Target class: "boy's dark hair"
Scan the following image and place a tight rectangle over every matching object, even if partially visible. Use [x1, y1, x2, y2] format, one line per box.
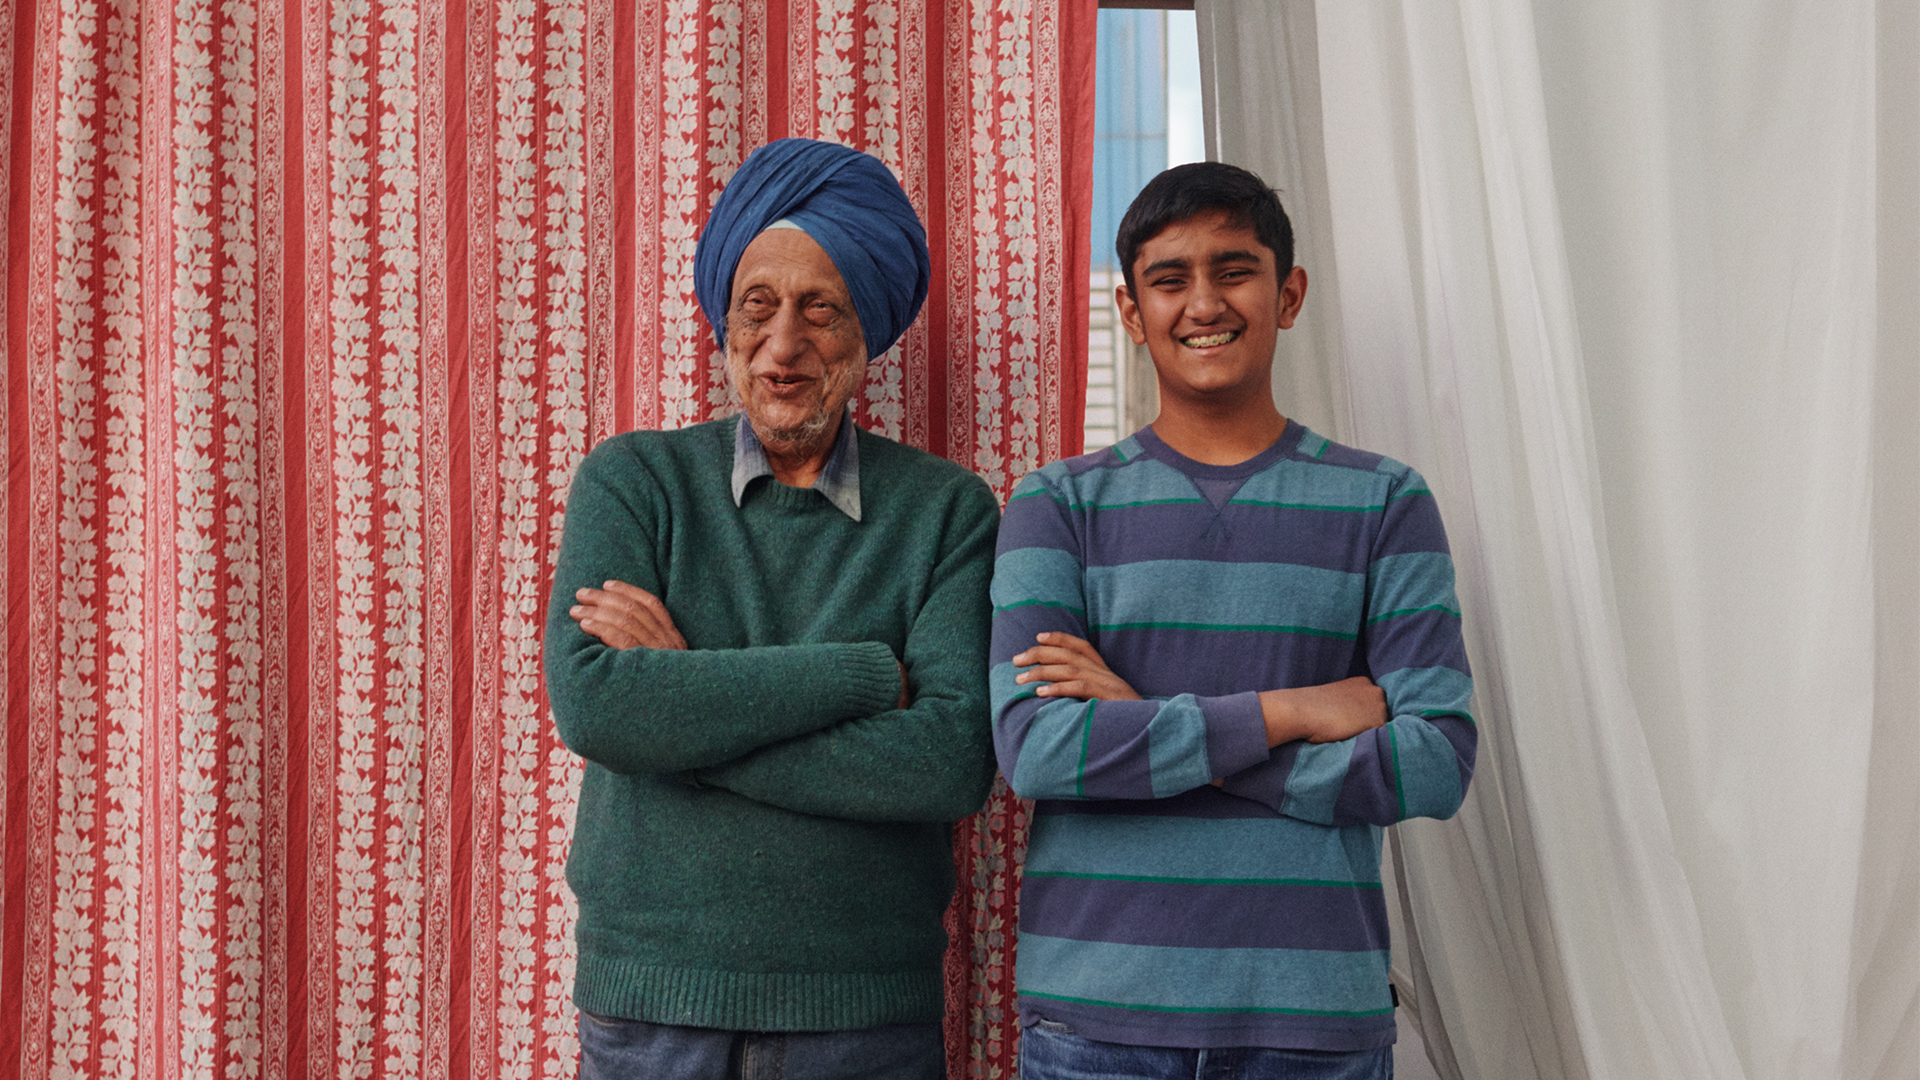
[1114, 162, 1294, 293]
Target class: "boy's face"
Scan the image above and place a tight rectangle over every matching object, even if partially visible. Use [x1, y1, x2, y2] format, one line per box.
[1115, 209, 1307, 408]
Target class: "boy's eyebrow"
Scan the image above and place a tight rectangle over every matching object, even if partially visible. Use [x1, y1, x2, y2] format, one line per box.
[1138, 249, 1265, 278]
[1138, 255, 1192, 278]
[1207, 248, 1265, 267]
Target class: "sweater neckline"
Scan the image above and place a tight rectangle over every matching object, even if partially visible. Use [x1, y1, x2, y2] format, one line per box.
[1133, 420, 1302, 480]
[740, 473, 849, 513]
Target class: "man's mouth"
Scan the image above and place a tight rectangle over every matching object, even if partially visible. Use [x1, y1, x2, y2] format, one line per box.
[761, 373, 814, 393]
[1181, 330, 1240, 349]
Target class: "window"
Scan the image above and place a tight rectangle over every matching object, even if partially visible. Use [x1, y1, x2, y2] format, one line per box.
[1084, 5, 1203, 452]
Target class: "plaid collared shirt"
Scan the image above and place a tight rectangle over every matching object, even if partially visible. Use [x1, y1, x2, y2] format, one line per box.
[730, 410, 863, 521]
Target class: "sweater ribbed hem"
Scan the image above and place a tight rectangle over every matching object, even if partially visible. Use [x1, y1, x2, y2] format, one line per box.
[574, 955, 945, 1031]
[1017, 994, 1395, 1052]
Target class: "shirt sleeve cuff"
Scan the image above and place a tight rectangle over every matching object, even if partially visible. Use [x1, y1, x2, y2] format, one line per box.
[1201, 691, 1271, 779]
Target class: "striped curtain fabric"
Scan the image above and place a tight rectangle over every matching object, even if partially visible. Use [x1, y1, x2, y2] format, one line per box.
[0, 2, 1093, 1078]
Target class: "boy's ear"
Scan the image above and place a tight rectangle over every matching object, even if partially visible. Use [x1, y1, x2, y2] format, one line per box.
[1276, 266, 1309, 330]
[1114, 283, 1148, 346]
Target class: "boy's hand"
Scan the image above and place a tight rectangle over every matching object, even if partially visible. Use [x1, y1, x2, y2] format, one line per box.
[570, 580, 688, 651]
[1257, 677, 1387, 747]
[1012, 632, 1142, 701]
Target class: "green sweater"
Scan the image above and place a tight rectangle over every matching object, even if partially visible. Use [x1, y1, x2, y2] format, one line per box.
[544, 416, 1000, 1031]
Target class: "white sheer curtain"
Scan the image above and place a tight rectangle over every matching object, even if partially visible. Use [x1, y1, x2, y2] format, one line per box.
[1195, 2, 1920, 1078]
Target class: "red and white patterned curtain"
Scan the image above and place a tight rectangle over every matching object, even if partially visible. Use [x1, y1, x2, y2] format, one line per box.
[0, 2, 1093, 1078]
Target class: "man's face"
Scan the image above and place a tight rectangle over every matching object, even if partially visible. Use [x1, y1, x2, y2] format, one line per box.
[1115, 209, 1307, 407]
[726, 227, 867, 454]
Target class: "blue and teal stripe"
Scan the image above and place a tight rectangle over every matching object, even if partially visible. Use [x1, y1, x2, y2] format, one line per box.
[988, 420, 1475, 1052]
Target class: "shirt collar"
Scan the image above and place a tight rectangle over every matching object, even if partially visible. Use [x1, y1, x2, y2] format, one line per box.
[731, 410, 863, 521]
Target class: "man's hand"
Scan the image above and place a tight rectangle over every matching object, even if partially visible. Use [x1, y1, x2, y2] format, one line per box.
[570, 580, 687, 651]
[1012, 632, 1142, 701]
[1257, 677, 1387, 747]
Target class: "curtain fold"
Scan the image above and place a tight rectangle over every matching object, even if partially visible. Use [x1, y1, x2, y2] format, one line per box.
[0, 3, 1093, 1078]
[1199, 1, 1919, 1078]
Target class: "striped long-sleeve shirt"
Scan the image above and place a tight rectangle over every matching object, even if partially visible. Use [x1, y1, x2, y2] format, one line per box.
[989, 422, 1476, 1052]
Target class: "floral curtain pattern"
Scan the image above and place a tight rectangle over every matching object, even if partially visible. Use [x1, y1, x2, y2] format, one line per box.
[0, 2, 1093, 1077]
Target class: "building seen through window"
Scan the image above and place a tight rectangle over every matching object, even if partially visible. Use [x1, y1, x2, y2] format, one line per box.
[1084, 7, 1202, 452]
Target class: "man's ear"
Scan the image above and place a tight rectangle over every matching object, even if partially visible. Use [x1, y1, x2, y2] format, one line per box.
[1115, 282, 1148, 346]
[1276, 266, 1309, 330]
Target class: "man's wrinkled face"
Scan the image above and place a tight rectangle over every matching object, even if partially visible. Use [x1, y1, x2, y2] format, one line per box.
[726, 228, 867, 455]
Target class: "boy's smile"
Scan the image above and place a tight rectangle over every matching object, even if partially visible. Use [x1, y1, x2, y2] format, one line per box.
[1115, 209, 1307, 408]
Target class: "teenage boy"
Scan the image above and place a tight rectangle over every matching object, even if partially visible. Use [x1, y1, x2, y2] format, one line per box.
[989, 162, 1476, 1080]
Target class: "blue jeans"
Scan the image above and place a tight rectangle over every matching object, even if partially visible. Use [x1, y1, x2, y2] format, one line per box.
[576, 1011, 944, 1080]
[1019, 1018, 1392, 1080]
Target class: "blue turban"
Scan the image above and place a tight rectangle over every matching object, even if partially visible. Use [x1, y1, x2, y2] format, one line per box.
[695, 139, 931, 361]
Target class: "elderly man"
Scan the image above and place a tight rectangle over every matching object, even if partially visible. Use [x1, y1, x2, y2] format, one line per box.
[544, 139, 1000, 1080]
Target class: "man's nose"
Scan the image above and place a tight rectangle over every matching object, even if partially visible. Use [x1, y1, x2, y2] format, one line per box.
[761, 303, 810, 365]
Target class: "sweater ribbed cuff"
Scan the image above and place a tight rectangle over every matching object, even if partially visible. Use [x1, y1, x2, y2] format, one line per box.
[839, 639, 906, 716]
[573, 955, 945, 1031]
